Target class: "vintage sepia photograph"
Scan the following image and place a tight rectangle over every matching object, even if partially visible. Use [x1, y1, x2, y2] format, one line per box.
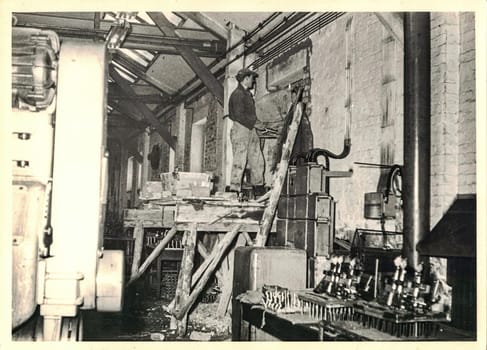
[5, 3, 485, 347]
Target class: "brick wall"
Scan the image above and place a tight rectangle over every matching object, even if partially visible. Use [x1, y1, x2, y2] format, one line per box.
[148, 119, 173, 179]
[307, 12, 476, 241]
[204, 95, 219, 174]
[430, 13, 460, 227]
[161, 13, 476, 241]
[309, 13, 402, 240]
[458, 12, 476, 194]
[185, 92, 225, 190]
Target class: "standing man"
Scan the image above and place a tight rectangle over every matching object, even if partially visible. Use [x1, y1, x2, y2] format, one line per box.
[227, 68, 265, 195]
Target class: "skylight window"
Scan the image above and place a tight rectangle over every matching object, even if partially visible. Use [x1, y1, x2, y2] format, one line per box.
[112, 62, 137, 83]
[119, 48, 151, 67]
[162, 12, 182, 26]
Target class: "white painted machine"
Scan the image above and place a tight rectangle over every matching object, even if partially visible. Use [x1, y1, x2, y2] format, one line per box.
[11, 27, 124, 341]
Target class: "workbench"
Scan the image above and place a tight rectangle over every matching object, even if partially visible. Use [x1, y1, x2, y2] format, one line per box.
[235, 298, 475, 341]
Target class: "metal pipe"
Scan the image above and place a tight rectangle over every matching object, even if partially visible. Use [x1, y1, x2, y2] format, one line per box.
[403, 12, 430, 269]
[168, 12, 304, 101]
[173, 13, 343, 110]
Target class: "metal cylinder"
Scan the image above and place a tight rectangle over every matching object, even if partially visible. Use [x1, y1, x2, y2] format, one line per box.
[403, 13, 431, 269]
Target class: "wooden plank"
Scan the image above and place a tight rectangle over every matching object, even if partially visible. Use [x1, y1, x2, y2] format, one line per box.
[109, 66, 176, 149]
[124, 220, 267, 233]
[124, 208, 162, 221]
[190, 236, 221, 289]
[173, 224, 242, 320]
[197, 241, 224, 284]
[130, 221, 144, 279]
[175, 203, 263, 225]
[217, 233, 246, 316]
[241, 231, 254, 246]
[147, 12, 224, 105]
[127, 226, 178, 286]
[254, 96, 304, 247]
[173, 224, 197, 337]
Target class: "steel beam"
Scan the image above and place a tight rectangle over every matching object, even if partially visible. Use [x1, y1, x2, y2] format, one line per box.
[108, 82, 169, 104]
[148, 12, 224, 106]
[14, 12, 216, 36]
[13, 13, 225, 54]
[110, 66, 176, 149]
[109, 99, 145, 121]
[176, 12, 228, 41]
[107, 114, 147, 130]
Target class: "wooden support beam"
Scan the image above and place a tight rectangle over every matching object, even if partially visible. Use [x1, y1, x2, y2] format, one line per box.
[173, 224, 242, 320]
[93, 12, 101, 30]
[176, 12, 228, 41]
[254, 97, 304, 247]
[127, 226, 178, 286]
[147, 12, 224, 106]
[118, 145, 129, 217]
[140, 128, 150, 193]
[197, 241, 224, 284]
[241, 231, 254, 246]
[130, 150, 139, 207]
[173, 224, 198, 337]
[216, 233, 246, 316]
[110, 66, 177, 149]
[130, 221, 145, 279]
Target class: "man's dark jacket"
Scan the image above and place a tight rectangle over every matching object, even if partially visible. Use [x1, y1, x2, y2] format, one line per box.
[228, 83, 257, 129]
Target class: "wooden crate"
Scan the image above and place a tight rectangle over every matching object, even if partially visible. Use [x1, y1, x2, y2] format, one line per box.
[160, 172, 213, 197]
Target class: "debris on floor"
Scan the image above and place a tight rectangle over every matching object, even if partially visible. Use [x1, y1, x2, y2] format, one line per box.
[150, 332, 165, 341]
[189, 331, 213, 341]
[83, 289, 232, 341]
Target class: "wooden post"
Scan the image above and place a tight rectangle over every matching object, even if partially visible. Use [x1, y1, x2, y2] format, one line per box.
[197, 241, 224, 285]
[130, 152, 139, 208]
[130, 220, 144, 280]
[190, 234, 222, 288]
[217, 233, 246, 316]
[241, 231, 254, 246]
[254, 101, 303, 247]
[167, 238, 223, 314]
[140, 127, 150, 190]
[118, 145, 129, 218]
[174, 224, 197, 337]
[173, 224, 242, 320]
[127, 226, 178, 286]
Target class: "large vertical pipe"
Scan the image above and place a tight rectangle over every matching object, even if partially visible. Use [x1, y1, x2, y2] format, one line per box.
[403, 13, 431, 269]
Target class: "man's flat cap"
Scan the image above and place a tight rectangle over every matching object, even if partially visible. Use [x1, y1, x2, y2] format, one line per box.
[236, 68, 258, 82]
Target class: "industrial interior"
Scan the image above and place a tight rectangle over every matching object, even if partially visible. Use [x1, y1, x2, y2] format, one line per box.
[11, 11, 478, 341]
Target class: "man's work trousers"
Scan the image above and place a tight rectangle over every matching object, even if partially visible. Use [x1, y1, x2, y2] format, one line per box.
[229, 122, 264, 192]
